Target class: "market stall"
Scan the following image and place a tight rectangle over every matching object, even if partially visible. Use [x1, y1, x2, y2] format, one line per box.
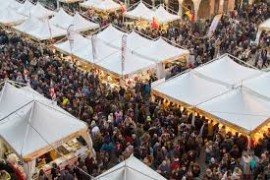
[50, 9, 100, 32]
[14, 17, 67, 41]
[0, 82, 94, 179]
[16, 0, 36, 17]
[0, 7, 27, 26]
[152, 54, 266, 139]
[49, 8, 73, 29]
[28, 2, 55, 19]
[80, 0, 122, 12]
[54, 33, 118, 64]
[0, 0, 22, 11]
[95, 155, 166, 180]
[123, 2, 181, 29]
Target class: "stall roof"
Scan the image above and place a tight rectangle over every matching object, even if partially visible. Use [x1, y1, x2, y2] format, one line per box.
[102, 31, 152, 51]
[135, 37, 189, 63]
[96, 49, 156, 76]
[153, 71, 230, 106]
[14, 17, 42, 33]
[0, 7, 27, 26]
[49, 8, 73, 29]
[96, 24, 126, 44]
[124, 2, 155, 22]
[16, 0, 35, 17]
[0, 83, 87, 160]
[29, 3, 55, 19]
[80, 0, 121, 11]
[242, 71, 270, 99]
[194, 55, 262, 86]
[0, 0, 22, 11]
[96, 155, 166, 180]
[197, 87, 270, 134]
[71, 13, 99, 32]
[14, 17, 67, 41]
[154, 5, 180, 24]
[54, 33, 118, 63]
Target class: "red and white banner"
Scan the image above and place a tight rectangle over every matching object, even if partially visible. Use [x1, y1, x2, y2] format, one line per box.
[91, 34, 97, 62]
[49, 87, 56, 101]
[67, 24, 75, 52]
[121, 34, 127, 76]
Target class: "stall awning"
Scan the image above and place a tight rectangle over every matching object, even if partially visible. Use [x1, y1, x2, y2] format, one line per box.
[0, 7, 27, 26]
[134, 37, 189, 63]
[0, 82, 89, 161]
[96, 49, 156, 76]
[124, 2, 155, 22]
[14, 17, 67, 41]
[194, 55, 262, 86]
[154, 5, 180, 24]
[197, 87, 270, 134]
[96, 155, 167, 180]
[80, 0, 121, 11]
[153, 70, 230, 106]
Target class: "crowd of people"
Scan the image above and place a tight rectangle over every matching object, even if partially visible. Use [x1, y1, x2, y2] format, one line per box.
[0, 1, 270, 180]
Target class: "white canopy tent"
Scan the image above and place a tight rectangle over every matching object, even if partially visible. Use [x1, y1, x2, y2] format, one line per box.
[124, 2, 180, 24]
[135, 37, 189, 63]
[0, 0, 23, 11]
[194, 55, 262, 86]
[124, 2, 155, 22]
[0, 82, 94, 179]
[54, 33, 118, 63]
[14, 17, 67, 41]
[29, 3, 55, 19]
[153, 71, 230, 106]
[101, 30, 152, 51]
[197, 87, 270, 135]
[80, 0, 121, 12]
[16, 0, 36, 17]
[153, 54, 268, 135]
[49, 8, 73, 29]
[71, 13, 100, 32]
[95, 155, 166, 180]
[96, 24, 126, 45]
[154, 5, 180, 24]
[0, 7, 27, 26]
[96, 49, 156, 77]
[242, 71, 270, 99]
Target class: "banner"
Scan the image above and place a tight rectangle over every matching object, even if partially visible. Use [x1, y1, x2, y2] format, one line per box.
[121, 34, 127, 76]
[47, 18, 52, 41]
[207, 14, 222, 37]
[56, 0, 60, 10]
[91, 34, 97, 62]
[67, 24, 75, 53]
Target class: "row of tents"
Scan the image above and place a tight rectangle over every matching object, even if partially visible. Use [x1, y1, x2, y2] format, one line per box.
[55, 25, 189, 77]
[153, 54, 270, 138]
